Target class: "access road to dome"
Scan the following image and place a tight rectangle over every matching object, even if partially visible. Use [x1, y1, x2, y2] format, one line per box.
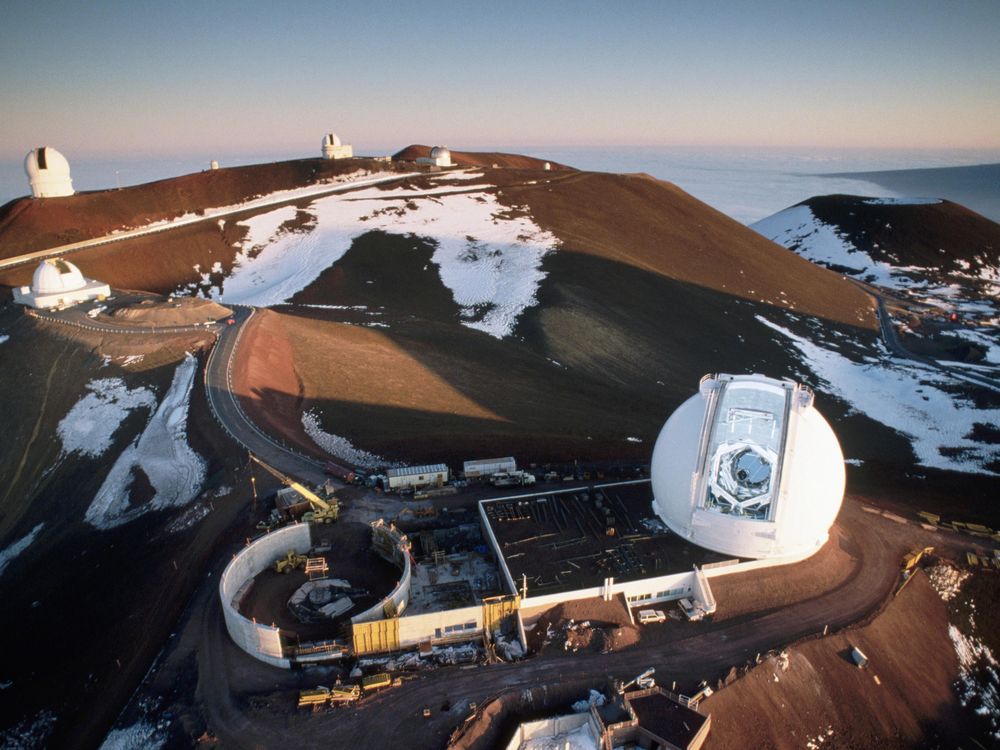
[0, 171, 419, 273]
[204, 305, 327, 485]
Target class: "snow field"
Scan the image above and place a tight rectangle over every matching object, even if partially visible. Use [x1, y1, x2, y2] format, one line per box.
[301, 410, 389, 469]
[84, 354, 206, 530]
[756, 316, 1000, 475]
[57, 379, 157, 458]
[751, 205, 899, 288]
[0, 522, 45, 578]
[215, 174, 559, 338]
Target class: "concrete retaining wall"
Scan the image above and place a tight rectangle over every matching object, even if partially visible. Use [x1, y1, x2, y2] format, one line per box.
[219, 523, 311, 668]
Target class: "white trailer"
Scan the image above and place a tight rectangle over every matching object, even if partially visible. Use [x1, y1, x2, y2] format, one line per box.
[386, 464, 449, 492]
[463, 457, 516, 479]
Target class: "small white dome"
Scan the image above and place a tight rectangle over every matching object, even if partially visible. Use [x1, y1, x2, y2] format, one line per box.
[24, 147, 74, 198]
[323, 133, 342, 148]
[32, 258, 87, 295]
[430, 146, 451, 160]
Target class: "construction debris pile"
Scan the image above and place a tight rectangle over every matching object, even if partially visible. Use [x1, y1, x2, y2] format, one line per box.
[288, 579, 369, 623]
[354, 643, 482, 673]
[927, 564, 970, 602]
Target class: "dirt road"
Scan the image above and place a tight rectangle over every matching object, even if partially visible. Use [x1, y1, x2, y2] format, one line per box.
[188, 499, 912, 749]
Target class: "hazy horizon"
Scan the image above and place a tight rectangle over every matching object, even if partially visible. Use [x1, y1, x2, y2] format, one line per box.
[2, 1, 999, 159]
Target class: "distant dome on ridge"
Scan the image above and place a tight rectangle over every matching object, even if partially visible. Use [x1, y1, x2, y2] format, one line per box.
[321, 132, 352, 160]
[419, 145, 453, 168]
[24, 147, 74, 198]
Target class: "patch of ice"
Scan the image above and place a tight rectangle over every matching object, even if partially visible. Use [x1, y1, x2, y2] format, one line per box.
[119, 355, 145, 367]
[844, 458, 864, 466]
[301, 410, 388, 469]
[217, 185, 558, 338]
[0, 522, 44, 578]
[0, 334, 8, 345]
[757, 315, 1000, 475]
[58, 379, 157, 458]
[85, 354, 206, 530]
[1, 709, 57, 748]
[98, 720, 166, 750]
[949, 623, 1000, 739]
[861, 197, 941, 205]
[626, 437, 643, 443]
[237, 205, 299, 253]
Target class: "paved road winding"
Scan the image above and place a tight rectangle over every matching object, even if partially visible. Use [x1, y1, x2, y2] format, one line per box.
[203, 305, 327, 485]
[0, 171, 418, 272]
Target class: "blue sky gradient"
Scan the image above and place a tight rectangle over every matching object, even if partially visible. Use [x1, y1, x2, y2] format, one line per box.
[2, 0, 999, 158]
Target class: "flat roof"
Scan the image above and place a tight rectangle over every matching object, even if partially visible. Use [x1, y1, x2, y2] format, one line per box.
[481, 482, 729, 596]
[627, 690, 708, 749]
[387, 464, 448, 478]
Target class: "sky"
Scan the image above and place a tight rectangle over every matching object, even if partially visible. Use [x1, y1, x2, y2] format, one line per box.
[1, 0, 999, 160]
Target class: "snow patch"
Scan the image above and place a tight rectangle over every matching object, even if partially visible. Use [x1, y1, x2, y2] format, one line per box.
[751, 204, 899, 287]
[0, 334, 8, 345]
[58, 379, 157, 458]
[0, 523, 44, 578]
[85, 355, 206, 530]
[1, 709, 57, 748]
[215, 183, 558, 338]
[98, 720, 167, 750]
[949, 623, 1000, 739]
[301, 410, 388, 469]
[757, 315, 1000, 475]
[861, 197, 941, 205]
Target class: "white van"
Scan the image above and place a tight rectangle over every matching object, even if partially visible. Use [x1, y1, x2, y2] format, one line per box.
[637, 609, 666, 624]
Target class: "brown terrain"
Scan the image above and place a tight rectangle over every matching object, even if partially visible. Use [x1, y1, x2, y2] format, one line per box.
[0, 149, 994, 748]
[805, 195, 1000, 272]
[702, 573, 961, 749]
[392, 144, 571, 171]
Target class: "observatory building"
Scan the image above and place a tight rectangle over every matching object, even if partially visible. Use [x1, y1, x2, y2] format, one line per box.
[321, 133, 353, 160]
[651, 373, 844, 561]
[13, 258, 110, 310]
[24, 147, 75, 198]
[418, 146, 453, 168]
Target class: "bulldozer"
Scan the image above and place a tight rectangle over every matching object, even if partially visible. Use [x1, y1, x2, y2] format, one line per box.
[275, 550, 310, 574]
[250, 453, 340, 524]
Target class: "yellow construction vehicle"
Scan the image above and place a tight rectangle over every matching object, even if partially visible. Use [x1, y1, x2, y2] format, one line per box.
[275, 550, 310, 574]
[895, 547, 934, 596]
[903, 547, 934, 571]
[250, 453, 339, 524]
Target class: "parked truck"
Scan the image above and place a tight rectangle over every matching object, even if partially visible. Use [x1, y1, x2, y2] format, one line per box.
[324, 461, 357, 484]
[490, 470, 536, 487]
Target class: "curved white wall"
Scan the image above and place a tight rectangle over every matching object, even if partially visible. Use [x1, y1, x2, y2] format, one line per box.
[218, 523, 311, 668]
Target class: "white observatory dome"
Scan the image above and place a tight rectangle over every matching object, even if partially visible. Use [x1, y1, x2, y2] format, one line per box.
[650, 373, 844, 561]
[32, 258, 88, 295]
[430, 146, 450, 160]
[323, 133, 342, 148]
[24, 147, 74, 198]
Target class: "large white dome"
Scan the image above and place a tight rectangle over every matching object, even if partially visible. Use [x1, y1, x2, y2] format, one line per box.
[24, 147, 74, 198]
[32, 258, 88, 295]
[323, 133, 342, 148]
[430, 146, 451, 160]
[650, 373, 844, 561]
